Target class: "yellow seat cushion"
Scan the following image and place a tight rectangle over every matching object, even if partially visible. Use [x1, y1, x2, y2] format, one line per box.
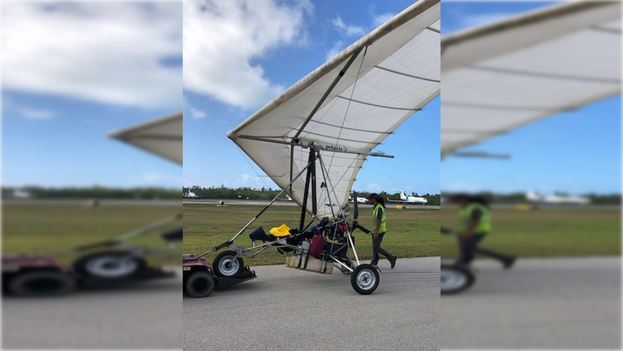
[269, 224, 291, 237]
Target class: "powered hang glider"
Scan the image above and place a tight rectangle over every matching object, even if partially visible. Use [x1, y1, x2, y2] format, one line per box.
[193, 0, 440, 295]
[228, 0, 440, 219]
[441, 1, 622, 158]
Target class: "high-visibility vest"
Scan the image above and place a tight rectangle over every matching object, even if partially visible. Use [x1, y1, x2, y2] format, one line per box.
[372, 204, 387, 233]
[458, 203, 491, 234]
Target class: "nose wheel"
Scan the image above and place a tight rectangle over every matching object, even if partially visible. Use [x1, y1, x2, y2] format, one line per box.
[212, 250, 244, 277]
[351, 264, 380, 295]
[441, 264, 475, 294]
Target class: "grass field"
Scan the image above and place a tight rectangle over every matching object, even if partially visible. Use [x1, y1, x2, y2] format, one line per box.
[183, 203, 441, 265]
[441, 207, 621, 258]
[2, 202, 182, 265]
[4, 202, 619, 268]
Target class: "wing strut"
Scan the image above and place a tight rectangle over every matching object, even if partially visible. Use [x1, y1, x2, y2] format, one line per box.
[289, 48, 365, 192]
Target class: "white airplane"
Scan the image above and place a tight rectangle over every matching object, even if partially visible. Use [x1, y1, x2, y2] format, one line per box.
[525, 191, 590, 205]
[387, 190, 427, 205]
[348, 195, 369, 204]
[12, 189, 32, 199]
[183, 191, 197, 198]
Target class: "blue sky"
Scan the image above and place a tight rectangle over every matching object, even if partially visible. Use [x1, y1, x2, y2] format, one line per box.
[440, 1, 621, 195]
[183, 0, 440, 195]
[1, 2, 182, 189]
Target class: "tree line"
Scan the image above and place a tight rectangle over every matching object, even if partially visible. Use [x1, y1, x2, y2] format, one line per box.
[184, 185, 442, 205]
[444, 191, 621, 205]
[2, 186, 179, 200]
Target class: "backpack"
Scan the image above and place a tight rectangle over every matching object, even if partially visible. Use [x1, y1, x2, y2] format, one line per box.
[310, 234, 325, 258]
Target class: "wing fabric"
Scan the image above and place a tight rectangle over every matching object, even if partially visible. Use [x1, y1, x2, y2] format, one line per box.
[109, 111, 183, 165]
[441, 1, 621, 157]
[228, 0, 440, 218]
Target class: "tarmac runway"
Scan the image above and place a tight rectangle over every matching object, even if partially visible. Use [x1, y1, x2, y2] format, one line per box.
[3, 199, 180, 207]
[2, 267, 182, 349]
[184, 257, 440, 351]
[442, 257, 621, 349]
[184, 198, 441, 209]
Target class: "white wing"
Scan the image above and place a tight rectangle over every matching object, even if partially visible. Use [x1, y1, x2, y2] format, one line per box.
[228, 0, 440, 218]
[109, 111, 182, 165]
[441, 1, 621, 158]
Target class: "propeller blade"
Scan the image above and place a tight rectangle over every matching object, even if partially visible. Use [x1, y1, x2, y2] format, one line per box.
[353, 191, 359, 220]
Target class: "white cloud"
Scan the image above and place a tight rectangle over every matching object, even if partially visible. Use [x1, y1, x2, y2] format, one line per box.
[1, 3, 182, 109]
[236, 173, 261, 186]
[0, 96, 56, 120]
[332, 16, 366, 37]
[189, 107, 207, 119]
[325, 40, 344, 61]
[366, 182, 382, 193]
[18, 108, 56, 120]
[183, 0, 313, 111]
[372, 12, 395, 28]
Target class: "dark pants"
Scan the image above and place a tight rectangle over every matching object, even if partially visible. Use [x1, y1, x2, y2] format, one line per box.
[371, 232, 392, 265]
[457, 234, 509, 265]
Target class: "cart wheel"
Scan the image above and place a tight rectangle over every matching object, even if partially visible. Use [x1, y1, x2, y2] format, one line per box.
[73, 251, 146, 279]
[351, 264, 379, 295]
[8, 270, 76, 296]
[213, 250, 244, 278]
[185, 271, 215, 298]
[441, 264, 475, 295]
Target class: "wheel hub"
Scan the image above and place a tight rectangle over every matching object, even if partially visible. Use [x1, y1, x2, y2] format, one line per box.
[356, 269, 376, 290]
[218, 256, 240, 276]
[87, 256, 137, 277]
[440, 268, 467, 291]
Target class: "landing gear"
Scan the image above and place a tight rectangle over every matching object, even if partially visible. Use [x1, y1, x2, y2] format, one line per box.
[73, 251, 147, 279]
[212, 250, 244, 277]
[440, 264, 475, 295]
[351, 264, 380, 295]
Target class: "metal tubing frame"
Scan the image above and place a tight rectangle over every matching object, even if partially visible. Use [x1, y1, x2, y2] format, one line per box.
[315, 147, 361, 265]
[192, 160, 313, 260]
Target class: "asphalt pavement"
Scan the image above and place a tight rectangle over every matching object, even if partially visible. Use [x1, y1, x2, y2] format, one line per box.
[184, 257, 440, 351]
[441, 257, 621, 349]
[2, 267, 182, 349]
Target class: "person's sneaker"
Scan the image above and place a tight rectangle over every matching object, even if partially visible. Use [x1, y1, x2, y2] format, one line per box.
[389, 256, 397, 269]
[503, 256, 516, 269]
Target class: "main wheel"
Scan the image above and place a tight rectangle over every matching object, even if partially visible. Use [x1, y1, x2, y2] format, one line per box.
[73, 251, 146, 279]
[8, 270, 76, 296]
[441, 264, 475, 295]
[184, 271, 215, 298]
[351, 264, 380, 295]
[212, 250, 244, 277]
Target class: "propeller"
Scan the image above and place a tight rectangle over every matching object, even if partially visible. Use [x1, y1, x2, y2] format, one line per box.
[351, 191, 370, 235]
[353, 191, 359, 220]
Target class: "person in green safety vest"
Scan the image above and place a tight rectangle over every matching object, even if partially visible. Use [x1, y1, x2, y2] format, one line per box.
[449, 193, 516, 269]
[367, 193, 397, 269]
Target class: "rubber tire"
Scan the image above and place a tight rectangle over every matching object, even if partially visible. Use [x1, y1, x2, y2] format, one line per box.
[8, 270, 76, 296]
[212, 250, 244, 278]
[351, 264, 380, 295]
[73, 251, 147, 279]
[185, 271, 215, 298]
[441, 264, 475, 295]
